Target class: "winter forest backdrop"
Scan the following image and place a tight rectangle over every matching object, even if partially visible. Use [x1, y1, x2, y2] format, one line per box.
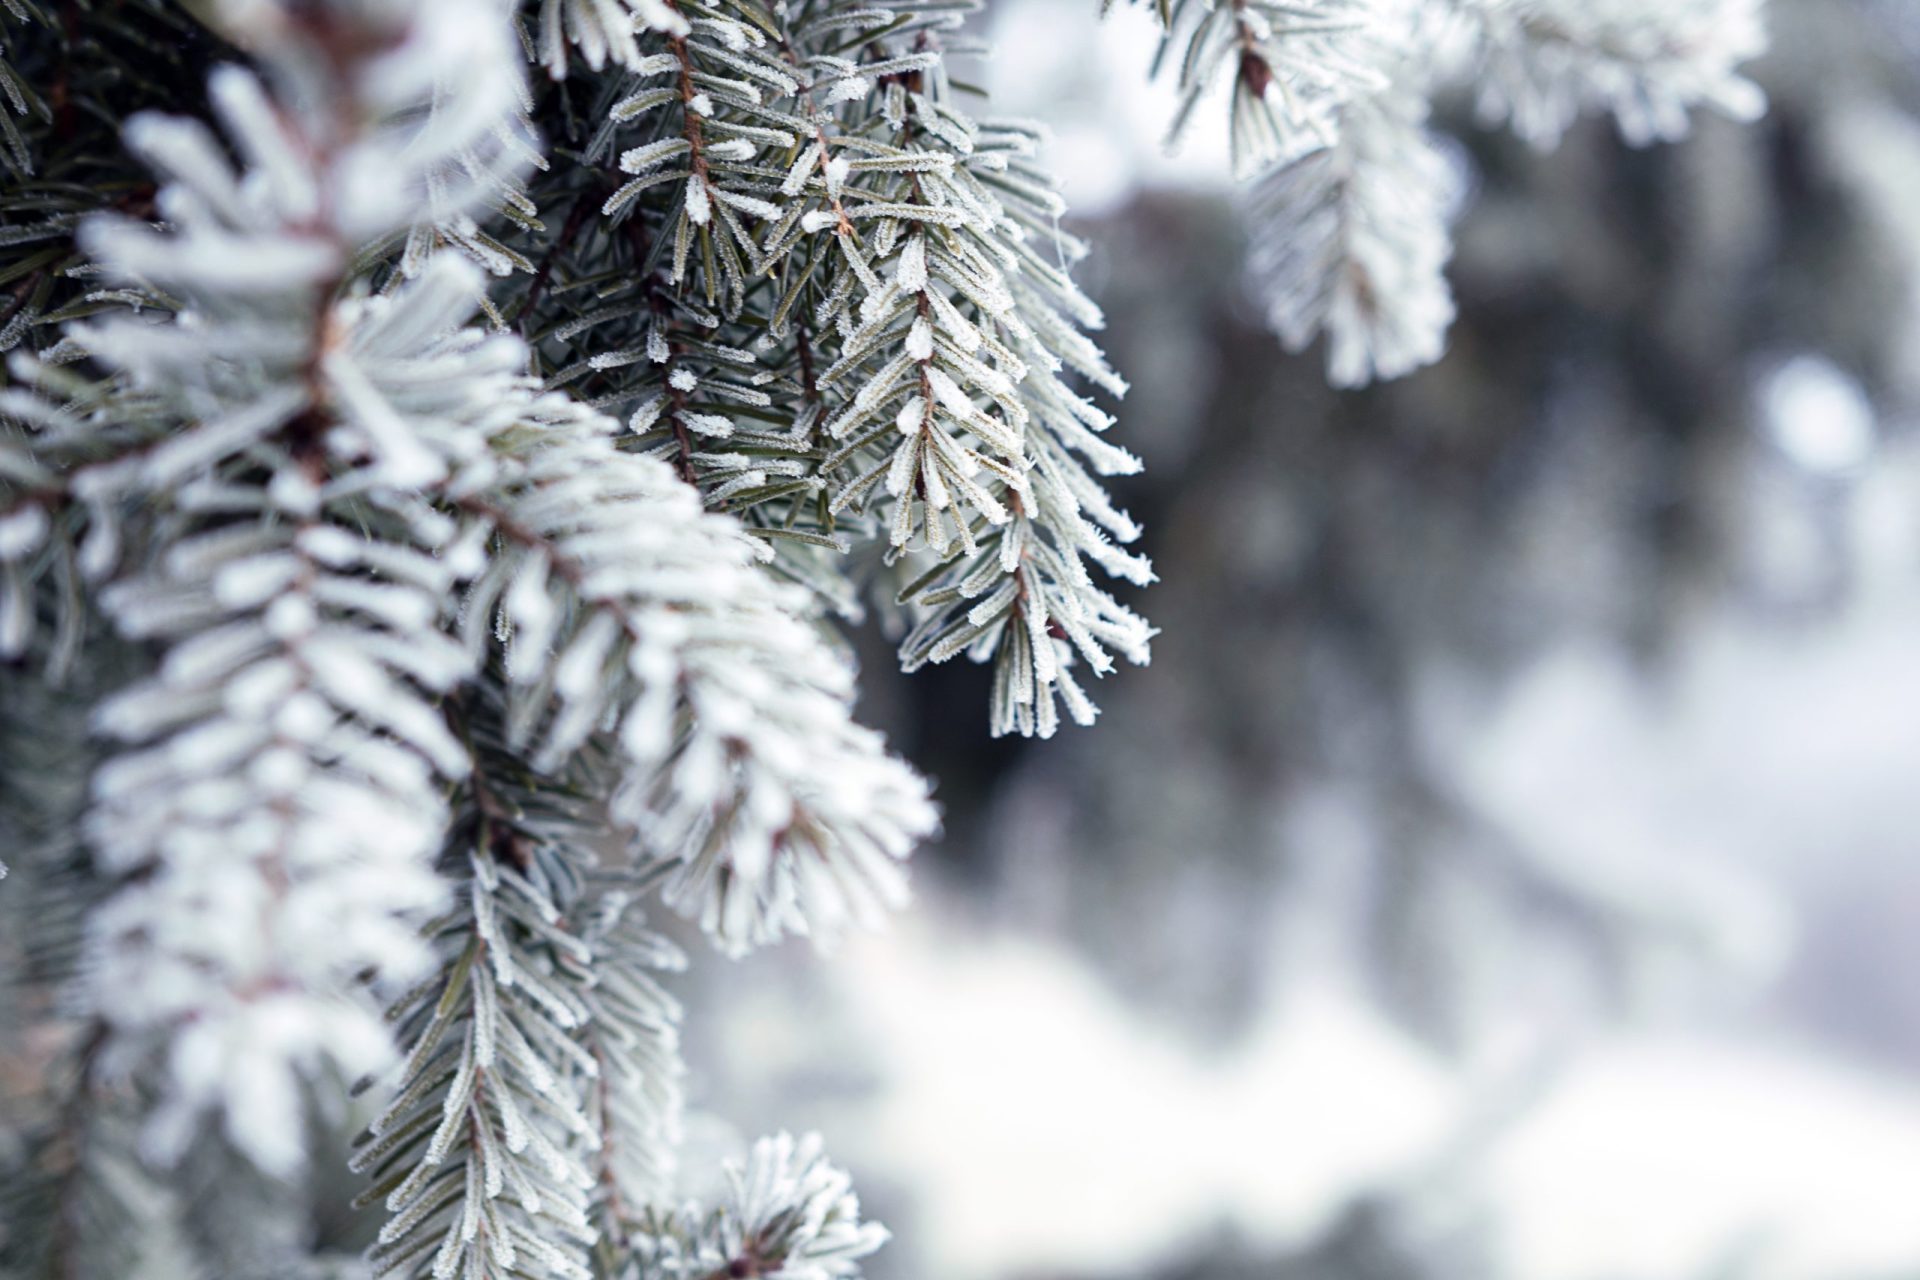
[1, 0, 1917, 1279]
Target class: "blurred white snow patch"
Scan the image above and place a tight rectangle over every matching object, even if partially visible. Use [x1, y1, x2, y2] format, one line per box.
[828, 921, 1457, 1278]
[1761, 354, 1876, 476]
[1480, 1037, 1920, 1280]
[980, 0, 1231, 213]
[1443, 434, 1920, 1001]
[1447, 645, 1795, 993]
[769, 911, 1920, 1280]
[1455, 440, 1920, 900]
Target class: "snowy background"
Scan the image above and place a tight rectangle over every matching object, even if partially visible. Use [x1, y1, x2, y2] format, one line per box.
[686, 2, 1920, 1279]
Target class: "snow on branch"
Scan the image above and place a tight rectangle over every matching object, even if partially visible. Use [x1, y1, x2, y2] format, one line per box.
[57, 0, 529, 1175]
[1464, 0, 1768, 149]
[462, 392, 937, 953]
[1197, 0, 1769, 385]
[1245, 84, 1461, 388]
[354, 707, 686, 1280]
[554, 0, 1157, 739]
[1156, 0, 1385, 179]
[632, 1133, 889, 1280]
[24, 0, 930, 1176]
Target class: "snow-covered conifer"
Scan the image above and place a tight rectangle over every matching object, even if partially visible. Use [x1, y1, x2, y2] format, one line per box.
[0, 0, 1775, 1274]
[1127, 0, 1771, 384]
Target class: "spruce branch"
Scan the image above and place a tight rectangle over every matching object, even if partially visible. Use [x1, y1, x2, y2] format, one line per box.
[1460, 0, 1768, 149]
[627, 1134, 888, 1280]
[356, 768, 601, 1280]
[532, 0, 1158, 736]
[1, 0, 938, 1181]
[355, 696, 686, 1280]
[1138, 0, 1772, 385]
[1245, 80, 1459, 388]
[18, 0, 534, 1173]
[1150, 0, 1384, 179]
[456, 396, 936, 953]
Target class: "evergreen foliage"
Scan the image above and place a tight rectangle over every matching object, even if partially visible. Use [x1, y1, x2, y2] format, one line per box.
[1231, 0, 1768, 385]
[0, 0, 1768, 1276]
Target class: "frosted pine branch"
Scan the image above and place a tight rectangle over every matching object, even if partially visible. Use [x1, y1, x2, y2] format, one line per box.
[0, 0, 47, 179]
[1245, 85, 1460, 387]
[537, 0, 690, 79]
[518, 0, 1156, 737]
[1154, 0, 1385, 179]
[630, 1133, 889, 1280]
[8, 0, 938, 1181]
[1463, 0, 1769, 148]
[353, 699, 687, 1280]
[462, 396, 937, 954]
[52, 0, 530, 1173]
[355, 728, 626, 1280]
[575, 877, 687, 1230]
[1159, 0, 1770, 385]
